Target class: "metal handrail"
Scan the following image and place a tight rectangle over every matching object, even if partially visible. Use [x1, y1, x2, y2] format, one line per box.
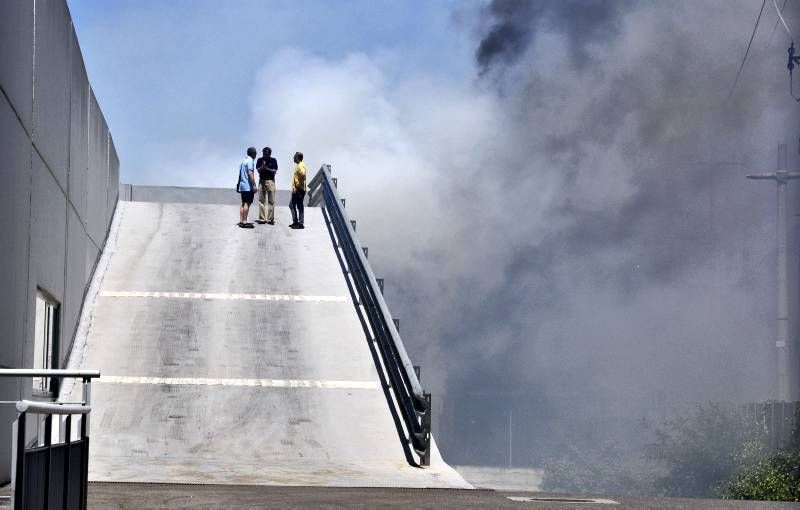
[15, 400, 91, 415]
[3, 369, 96, 510]
[309, 164, 431, 463]
[310, 166, 426, 405]
[0, 369, 100, 379]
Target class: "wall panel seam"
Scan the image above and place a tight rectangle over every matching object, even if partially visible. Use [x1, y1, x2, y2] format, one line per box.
[62, 15, 74, 370]
[20, 0, 39, 392]
[0, 86, 32, 140]
[29, 140, 97, 245]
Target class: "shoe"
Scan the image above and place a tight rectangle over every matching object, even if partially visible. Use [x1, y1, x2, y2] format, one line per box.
[244, 223, 255, 229]
[289, 222, 298, 228]
[256, 220, 267, 224]
[297, 224, 305, 229]
[237, 222, 246, 228]
[267, 220, 274, 225]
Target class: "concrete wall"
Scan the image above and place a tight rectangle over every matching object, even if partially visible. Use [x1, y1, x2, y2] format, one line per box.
[120, 184, 304, 207]
[0, 0, 119, 482]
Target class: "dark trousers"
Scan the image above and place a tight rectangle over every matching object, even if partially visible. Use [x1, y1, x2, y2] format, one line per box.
[290, 190, 305, 225]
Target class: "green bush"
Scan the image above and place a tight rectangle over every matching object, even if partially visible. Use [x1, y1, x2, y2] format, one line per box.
[540, 403, 799, 499]
[723, 449, 800, 501]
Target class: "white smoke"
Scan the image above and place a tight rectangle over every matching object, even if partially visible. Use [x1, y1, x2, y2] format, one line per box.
[134, 1, 797, 475]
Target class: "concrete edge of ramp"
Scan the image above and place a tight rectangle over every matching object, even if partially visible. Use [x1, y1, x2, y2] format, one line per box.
[425, 438, 473, 489]
[59, 200, 124, 401]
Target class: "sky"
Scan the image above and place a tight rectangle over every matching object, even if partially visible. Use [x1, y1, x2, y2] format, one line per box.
[68, 0, 475, 189]
[69, 0, 800, 490]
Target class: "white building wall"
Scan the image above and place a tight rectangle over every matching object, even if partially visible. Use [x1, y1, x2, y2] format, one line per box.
[0, 0, 119, 482]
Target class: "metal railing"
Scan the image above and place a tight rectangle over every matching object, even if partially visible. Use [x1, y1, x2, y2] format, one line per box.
[1, 369, 100, 510]
[309, 165, 432, 466]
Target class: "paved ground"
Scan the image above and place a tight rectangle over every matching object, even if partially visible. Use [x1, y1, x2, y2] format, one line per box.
[1, 482, 798, 509]
[83, 483, 800, 509]
[63, 201, 467, 487]
[455, 465, 544, 491]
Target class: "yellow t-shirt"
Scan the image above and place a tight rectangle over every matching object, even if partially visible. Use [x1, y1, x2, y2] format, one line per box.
[291, 161, 307, 192]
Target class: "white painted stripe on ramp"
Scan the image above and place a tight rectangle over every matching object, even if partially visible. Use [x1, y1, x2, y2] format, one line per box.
[100, 290, 349, 303]
[98, 375, 379, 390]
[506, 497, 619, 505]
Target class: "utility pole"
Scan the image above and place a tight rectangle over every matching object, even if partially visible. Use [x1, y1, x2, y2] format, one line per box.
[508, 410, 513, 468]
[747, 144, 800, 402]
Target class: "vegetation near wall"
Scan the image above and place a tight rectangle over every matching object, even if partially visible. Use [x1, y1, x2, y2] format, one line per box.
[721, 412, 800, 502]
[541, 402, 800, 501]
[647, 403, 800, 501]
[645, 403, 766, 498]
[723, 449, 800, 501]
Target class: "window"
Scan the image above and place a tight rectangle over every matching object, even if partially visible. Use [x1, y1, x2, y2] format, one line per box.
[32, 290, 59, 397]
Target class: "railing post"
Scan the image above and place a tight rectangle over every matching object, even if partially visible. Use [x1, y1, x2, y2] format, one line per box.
[63, 415, 72, 509]
[420, 392, 432, 467]
[81, 378, 91, 510]
[362, 247, 368, 258]
[376, 278, 384, 294]
[350, 220, 356, 231]
[393, 318, 400, 332]
[80, 413, 88, 510]
[14, 412, 26, 510]
[83, 377, 91, 420]
[44, 414, 52, 509]
[332, 177, 338, 188]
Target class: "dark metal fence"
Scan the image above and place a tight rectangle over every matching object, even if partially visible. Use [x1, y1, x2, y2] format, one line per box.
[1, 369, 99, 510]
[743, 400, 799, 451]
[309, 165, 432, 466]
[14, 402, 90, 510]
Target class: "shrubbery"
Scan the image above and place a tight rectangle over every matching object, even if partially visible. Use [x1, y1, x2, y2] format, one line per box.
[540, 402, 799, 501]
[722, 449, 800, 501]
[721, 411, 800, 502]
[644, 403, 764, 498]
[645, 402, 800, 501]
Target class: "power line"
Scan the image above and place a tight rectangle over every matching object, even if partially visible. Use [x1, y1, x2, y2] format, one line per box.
[773, 0, 794, 41]
[728, 0, 767, 100]
[767, 0, 788, 46]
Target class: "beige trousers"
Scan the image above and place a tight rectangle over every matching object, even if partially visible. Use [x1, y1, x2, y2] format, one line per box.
[258, 180, 275, 222]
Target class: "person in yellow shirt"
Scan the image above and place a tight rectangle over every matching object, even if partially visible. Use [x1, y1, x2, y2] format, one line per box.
[289, 152, 307, 229]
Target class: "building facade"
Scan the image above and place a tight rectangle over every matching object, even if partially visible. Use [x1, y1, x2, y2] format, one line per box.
[0, 0, 119, 482]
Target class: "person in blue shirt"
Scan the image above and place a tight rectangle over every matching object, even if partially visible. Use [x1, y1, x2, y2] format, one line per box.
[237, 147, 258, 228]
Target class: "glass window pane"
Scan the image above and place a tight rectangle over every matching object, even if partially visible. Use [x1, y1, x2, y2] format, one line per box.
[33, 290, 59, 395]
[32, 294, 47, 391]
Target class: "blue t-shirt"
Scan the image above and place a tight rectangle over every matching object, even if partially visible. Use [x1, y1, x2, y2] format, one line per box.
[238, 156, 255, 192]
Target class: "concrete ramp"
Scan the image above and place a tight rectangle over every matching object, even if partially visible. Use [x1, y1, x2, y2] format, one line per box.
[70, 201, 469, 488]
